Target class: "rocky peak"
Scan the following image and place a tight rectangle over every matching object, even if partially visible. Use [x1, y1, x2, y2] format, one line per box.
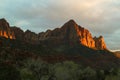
[60, 20, 95, 48]
[94, 36, 107, 50]
[24, 30, 38, 43]
[61, 19, 78, 30]
[0, 18, 7, 22]
[25, 30, 32, 33]
[10, 26, 24, 40]
[64, 19, 77, 25]
[0, 18, 15, 39]
[38, 20, 107, 50]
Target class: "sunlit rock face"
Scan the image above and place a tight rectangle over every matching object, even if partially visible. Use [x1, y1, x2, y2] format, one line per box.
[38, 20, 107, 50]
[61, 20, 107, 50]
[38, 20, 94, 47]
[61, 20, 95, 48]
[0, 18, 15, 39]
[78, 28, 95, 48]
[94, 36, 107, 50]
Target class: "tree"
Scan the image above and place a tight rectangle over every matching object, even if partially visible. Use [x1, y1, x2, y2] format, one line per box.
[20, 68, 35, 80]
[0, 62, 21, 80]
[78, 67, 97, 80]
[24, 59, 54, 80]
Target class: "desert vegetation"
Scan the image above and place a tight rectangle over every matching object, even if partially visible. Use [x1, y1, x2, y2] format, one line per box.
[0, 57, 120, 80]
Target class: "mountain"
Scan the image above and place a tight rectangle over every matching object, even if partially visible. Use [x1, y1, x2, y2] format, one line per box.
[0, 18, 119, 69]
[0, 19, 107, 50]
[38, 20, 107, 50]
[0, 18, 15, 39]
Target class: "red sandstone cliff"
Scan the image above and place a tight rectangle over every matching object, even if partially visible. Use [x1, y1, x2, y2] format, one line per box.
[0, 18, 15, 39]
[0, 18, 107, 50]
[38, 20, 107, 50]
[94, 36, 107, 50]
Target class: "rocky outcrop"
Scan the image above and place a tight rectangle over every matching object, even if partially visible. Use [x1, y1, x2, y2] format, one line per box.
[94, 36, 107, 50]
[0, 18, 15, 39]
[61, 20, 95, 48]
[10, 27, 24, 40]
[24, 30, 39, 43]
[11, 27, 39, 43]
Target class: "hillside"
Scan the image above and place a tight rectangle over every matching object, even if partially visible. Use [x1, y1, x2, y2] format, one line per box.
[0, 18, 119, 69]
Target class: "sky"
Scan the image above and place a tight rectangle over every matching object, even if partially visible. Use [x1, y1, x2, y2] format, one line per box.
[0, 0, 120, 50]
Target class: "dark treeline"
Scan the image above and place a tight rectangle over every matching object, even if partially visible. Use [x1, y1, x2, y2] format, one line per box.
[0, 59, 120, 80]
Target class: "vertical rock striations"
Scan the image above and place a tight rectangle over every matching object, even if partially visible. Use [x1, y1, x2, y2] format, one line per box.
[60, 20, 95, 48]
[0, 18, 15, 39]
[94, 36, 107, 50]
[38, 20, 107, 50]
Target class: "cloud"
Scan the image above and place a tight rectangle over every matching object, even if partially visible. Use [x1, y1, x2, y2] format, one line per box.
[106, 30, 120, 50]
